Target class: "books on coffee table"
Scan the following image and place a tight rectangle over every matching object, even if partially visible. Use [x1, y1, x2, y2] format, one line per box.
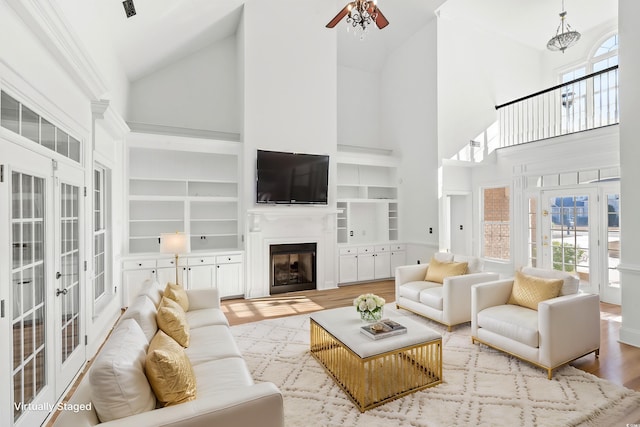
[360, 319, 407, 340]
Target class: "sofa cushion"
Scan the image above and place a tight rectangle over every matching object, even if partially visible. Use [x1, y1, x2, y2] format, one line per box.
[508, 271, 563, 310]
[477, 304, 539, 348]
[120, 295, 158, 342]
[157, 297, 190, 347]
[164, 282, 190, 312]
[425, 257, 468, 284]
[193, 357, 254, 399]
[453, 254, 482, 274]
[399, 281, 441, 302]
[521, 266, 579, 296]
[146, 330, 197, 407]
[186, 308, 230, 329]
[90, 319, 156, 422]
[433, 252, 455, 263]
[140, 278, 164, 307]
[419, 286, 443, 310]
[186, 325, 244, 365]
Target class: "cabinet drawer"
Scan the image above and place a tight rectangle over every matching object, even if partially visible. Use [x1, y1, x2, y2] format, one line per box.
[357, 246, 375, 254]
[122, 260, 156, 270]
[339, 247, 356, 255]
[391, 244, 406, 251]
[216, 254, 243, 264]
[157, 258, 187, 268]
[375, 245, 390, 252]
[187, 256, 216, 266]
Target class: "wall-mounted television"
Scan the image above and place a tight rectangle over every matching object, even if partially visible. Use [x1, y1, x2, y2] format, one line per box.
[256, 149, 329, 205]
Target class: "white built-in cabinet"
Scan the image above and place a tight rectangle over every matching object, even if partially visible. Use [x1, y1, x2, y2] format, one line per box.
[122, 251, 244, 307]
[123, 132, 244, 306]
[338, 244, 406, 284]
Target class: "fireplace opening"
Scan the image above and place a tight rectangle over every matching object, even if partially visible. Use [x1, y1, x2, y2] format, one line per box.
[270, 243, 316, 294]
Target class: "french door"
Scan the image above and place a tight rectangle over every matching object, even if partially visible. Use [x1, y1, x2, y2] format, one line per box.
[539, 186, 620, 304]
[1, 143, 85, 427]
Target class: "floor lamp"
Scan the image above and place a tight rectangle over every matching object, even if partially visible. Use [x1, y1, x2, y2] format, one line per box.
[160, 232, 190, 286]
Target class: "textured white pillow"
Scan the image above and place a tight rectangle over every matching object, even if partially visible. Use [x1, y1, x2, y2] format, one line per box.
[120, 295, 158, 342]
[453, 255, 482, 274]
[90, 319, 156, 422]
[140, 278, 164, 307]
[433, 252, 455, 263]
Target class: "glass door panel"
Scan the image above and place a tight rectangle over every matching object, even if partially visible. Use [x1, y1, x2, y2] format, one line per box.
[602, 192, 621, 304]
[10, 171, 49, 426]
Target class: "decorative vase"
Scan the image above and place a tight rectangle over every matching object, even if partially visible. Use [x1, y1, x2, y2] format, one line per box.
[360, 308, 383, 323]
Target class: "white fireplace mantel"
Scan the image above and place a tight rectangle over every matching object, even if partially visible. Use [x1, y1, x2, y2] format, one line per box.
[245, 206, 339, 298]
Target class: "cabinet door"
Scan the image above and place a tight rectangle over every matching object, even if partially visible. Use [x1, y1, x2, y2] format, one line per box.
[216, 262, 243, 298]
[188, 265, 216, 289]
[357, 253, 375, 281]
[156, 267, 188, 288]
[122, 268, 156, 307]
[339, 254, 358, 283]
[390, 251, 407, 276]
[374, 252, 391, 279]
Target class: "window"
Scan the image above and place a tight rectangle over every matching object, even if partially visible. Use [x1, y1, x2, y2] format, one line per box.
[527, 196, 538, 267]
[483, 187, 510, 260]
[0, 90, 82, 162]
[93, 166, 110, 306]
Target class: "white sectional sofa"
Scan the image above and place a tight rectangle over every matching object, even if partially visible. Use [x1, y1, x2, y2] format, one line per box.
[53, 281, 284, 427]
[395, 252, 499, 330]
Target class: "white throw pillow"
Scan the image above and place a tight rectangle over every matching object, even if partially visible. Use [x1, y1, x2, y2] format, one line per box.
[453, 255, 482, 274]
[521, 266, 579, 296]
[120, 295, 158, 342]
[90, 319, 156, 422]
[140, 278, 164, 307]
[433, 252, 455, 263]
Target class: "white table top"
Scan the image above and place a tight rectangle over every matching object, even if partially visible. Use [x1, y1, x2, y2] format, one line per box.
[310, 305, 441, 358]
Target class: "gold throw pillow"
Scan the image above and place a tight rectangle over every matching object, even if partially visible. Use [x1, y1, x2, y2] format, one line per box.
[145, 330, 197, 407]
[425, 257, 468, 284]
[156, 297, 190, 347]
[164, 282, 189, 312]
[508, 270, 564, 310]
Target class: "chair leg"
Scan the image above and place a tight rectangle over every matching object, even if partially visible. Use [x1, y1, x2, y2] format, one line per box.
[447, 325, 452, 332]
[595, 348, 600, 358]
[547, 368, 553, 380]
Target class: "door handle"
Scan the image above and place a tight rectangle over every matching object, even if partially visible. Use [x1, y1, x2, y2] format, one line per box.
[56, 288, 68, 297]
[55, 272, 62, 279]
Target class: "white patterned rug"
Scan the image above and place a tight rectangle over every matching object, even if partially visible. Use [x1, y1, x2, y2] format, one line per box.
[230, 309, 640, 427]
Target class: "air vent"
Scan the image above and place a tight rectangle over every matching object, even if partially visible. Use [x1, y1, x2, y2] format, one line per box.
[122, 0, 136, 18]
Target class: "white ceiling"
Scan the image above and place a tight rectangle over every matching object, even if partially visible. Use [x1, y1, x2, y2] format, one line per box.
[92, 0, 618, 81]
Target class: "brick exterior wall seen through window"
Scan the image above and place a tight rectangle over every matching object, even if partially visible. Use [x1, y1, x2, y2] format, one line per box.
[483, 187, 510, 260]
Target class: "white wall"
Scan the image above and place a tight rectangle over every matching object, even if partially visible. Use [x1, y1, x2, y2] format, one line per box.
[128, 36, 239, 133]
[436, 8, 544, 161]
[338, 65, 381, 148]
[380, 21, 439, 253]
[618, 0, 640, 347]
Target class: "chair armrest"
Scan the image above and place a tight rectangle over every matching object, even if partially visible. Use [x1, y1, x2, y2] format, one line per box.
[442, 273, 500, 325]
[97, 383, 283, 427]
[185, 288, 221, 310]
[395, 264, 429, 295]
[538, 293, 600, 367]
[471, 279, 514, 335]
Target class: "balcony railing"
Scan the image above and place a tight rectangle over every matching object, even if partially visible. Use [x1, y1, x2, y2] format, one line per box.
[496, 65, 619, 148]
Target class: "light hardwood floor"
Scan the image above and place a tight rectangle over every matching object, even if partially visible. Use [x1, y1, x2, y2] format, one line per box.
[221, 280, 640, 391]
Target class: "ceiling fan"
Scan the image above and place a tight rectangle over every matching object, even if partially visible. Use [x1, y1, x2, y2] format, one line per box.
[326, 0, 389, 30]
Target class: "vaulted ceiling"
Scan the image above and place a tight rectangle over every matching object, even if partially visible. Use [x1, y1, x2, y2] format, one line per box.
[90, 0, 617, 82]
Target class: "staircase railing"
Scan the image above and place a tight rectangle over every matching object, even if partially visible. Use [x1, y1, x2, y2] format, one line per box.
[496, 65, 619, 148]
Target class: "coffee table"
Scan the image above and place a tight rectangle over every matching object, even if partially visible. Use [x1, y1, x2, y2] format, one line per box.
[309, 306, 442, 412]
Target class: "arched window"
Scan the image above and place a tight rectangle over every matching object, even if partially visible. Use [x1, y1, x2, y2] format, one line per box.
[592, 34, 618, 72]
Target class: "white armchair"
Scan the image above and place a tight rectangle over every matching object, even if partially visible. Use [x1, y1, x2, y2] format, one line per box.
[395, 253, 499, 331]
[471, 266, 600, 379]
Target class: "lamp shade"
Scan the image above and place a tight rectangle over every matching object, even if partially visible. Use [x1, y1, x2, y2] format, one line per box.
[160, 232, 190, 255]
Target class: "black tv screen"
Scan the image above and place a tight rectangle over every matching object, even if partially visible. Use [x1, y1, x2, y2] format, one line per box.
[256, 150, 329, 204]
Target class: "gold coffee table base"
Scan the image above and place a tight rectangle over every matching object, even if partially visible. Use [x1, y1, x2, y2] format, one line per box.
[310, 319, 442, 412]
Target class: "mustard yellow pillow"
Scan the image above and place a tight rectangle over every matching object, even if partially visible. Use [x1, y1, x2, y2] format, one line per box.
[508, 270, 563, 310]
[164, 282, 189, 312]
[425, 257, 468, 284]
[145, 330, 196, 407]
[156, 297, 190, 347]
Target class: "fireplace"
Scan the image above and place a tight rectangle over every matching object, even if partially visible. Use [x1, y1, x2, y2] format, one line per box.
[270, 243, 316, 294]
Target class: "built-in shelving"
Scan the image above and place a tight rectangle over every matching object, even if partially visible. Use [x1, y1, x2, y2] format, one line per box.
[336, 154, 399, 244]
[126, 135, 241, 254]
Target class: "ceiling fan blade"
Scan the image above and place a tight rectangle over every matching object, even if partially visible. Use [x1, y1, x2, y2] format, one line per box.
[374, 8, 389, 29]
[326, 3, 353, 28]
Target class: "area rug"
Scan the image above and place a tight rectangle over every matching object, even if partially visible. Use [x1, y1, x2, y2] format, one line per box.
[230, 309, 640, 427]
